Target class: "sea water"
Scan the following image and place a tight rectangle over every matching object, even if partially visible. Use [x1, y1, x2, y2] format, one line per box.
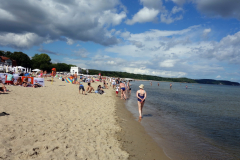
[125, 81, 240, 160]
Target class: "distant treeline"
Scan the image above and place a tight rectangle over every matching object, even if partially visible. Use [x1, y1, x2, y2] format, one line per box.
[84, 69, 240, 86]
[0, 50, 76, 72]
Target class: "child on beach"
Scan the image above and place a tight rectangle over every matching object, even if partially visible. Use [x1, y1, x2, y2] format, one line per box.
[79, 82, 86, 95]
[116, 85, 119, 97]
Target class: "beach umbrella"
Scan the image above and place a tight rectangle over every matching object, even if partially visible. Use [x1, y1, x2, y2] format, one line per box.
[32, 69, 40, 72]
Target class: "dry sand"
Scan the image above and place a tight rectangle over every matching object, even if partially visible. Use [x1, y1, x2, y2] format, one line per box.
[0, 78, 170, 160]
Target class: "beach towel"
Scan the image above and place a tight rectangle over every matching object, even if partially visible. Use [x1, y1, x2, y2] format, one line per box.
[65, 78, 72, 83]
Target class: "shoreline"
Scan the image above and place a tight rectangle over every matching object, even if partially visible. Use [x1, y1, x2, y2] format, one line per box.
[114, 93, 170, 160]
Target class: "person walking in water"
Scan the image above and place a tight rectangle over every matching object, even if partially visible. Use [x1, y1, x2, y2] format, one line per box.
[170, 83, 172, 89]
[120, 81, 127, 100]
[136, 84, 147, 119]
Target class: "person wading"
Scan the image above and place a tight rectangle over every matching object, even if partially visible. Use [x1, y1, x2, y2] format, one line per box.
[136, 84, 147, 119]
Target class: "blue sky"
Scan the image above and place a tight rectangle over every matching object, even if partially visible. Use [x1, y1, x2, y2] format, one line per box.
[0, 0, 240, 82]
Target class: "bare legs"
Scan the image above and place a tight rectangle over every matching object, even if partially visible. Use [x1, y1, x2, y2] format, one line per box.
[86, 86, 94, 93]
[138, 101, 145, 119]
[121, 90, 127, 100]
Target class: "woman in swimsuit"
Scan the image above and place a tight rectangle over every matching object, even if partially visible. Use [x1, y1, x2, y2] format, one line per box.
[119, 81, 127, 100]
[136, 84, 147, 119]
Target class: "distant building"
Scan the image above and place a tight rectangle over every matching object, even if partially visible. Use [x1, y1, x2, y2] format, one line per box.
[0, 56, 17, 66]
[70, 67, 82, 75]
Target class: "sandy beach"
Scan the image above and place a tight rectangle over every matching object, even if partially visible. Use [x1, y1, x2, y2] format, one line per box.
[0, 78, 169, 160]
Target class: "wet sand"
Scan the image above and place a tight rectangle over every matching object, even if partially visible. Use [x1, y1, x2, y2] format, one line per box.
[115, 96, 170, 160]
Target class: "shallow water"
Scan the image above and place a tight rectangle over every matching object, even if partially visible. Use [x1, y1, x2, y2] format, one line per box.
[125, 81, 240, 160]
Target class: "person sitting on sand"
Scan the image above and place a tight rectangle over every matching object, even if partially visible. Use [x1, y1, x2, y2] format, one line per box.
[96, 85, 104, 94]
[103, 80, 108, 89]
[0, 80, 7, 93]
[86, 83, 94, 93]
[79, 82, 86, 95]
[14, 77, 23, 86]
[22, 77, 32, 87]
[33, 82, 42, 88]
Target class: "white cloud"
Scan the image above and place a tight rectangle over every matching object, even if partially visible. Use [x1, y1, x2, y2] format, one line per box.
[125, 7, 159, 25]
[121, 31, 131, 39]
[216, 75, 221, 78]
[66, 38, 75, 45]
[203, 28, 211, 35]
[0, 32, 44, 49]
[159, 59, 178, 67]
[126, 0, 184, 25]
[0, 0, 126, 48]
[99, 10, 126, 26]
[202, 28, 211, 38]
[168, 0, 187, 5]
[171, 6, 184, 14]
[140, 0, 165, 10]
[73, 48, 89, 58]
[160, 13, 183, 24]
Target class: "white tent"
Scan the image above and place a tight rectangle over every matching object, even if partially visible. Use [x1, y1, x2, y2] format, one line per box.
[32, 69, 40, 72]
[15, 66, 18, 73]
[6, 65, 8, 73]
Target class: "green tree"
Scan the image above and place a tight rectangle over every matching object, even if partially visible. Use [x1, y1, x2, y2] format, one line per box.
[8, 52, 32, 68]
[0, 50, 5, 56]
[32, 53, 51, 69]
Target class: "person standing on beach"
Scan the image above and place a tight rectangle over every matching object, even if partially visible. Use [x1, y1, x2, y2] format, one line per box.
[127, 81, 131, 94]
[112, 77, 116, 89]
[119, 81, 127, 100]
[43, 70, 47, 78]
[73, 72, 77, 84]
[136, 84, 147, 119]
[6, 72, 14, 85]
[115, 85, 119, 97]
[79, 82, 86, 95]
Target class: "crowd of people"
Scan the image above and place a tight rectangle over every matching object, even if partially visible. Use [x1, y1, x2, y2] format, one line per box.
[0, 71, 44, 94]
[63, 73, 146, 119]
[1, 70, 147, 120]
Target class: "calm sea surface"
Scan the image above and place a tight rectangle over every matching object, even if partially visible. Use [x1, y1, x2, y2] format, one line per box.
[125, 81, 240, 160]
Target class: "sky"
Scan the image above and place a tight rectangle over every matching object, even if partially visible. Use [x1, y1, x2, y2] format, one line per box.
[0, 0, 240, 82]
